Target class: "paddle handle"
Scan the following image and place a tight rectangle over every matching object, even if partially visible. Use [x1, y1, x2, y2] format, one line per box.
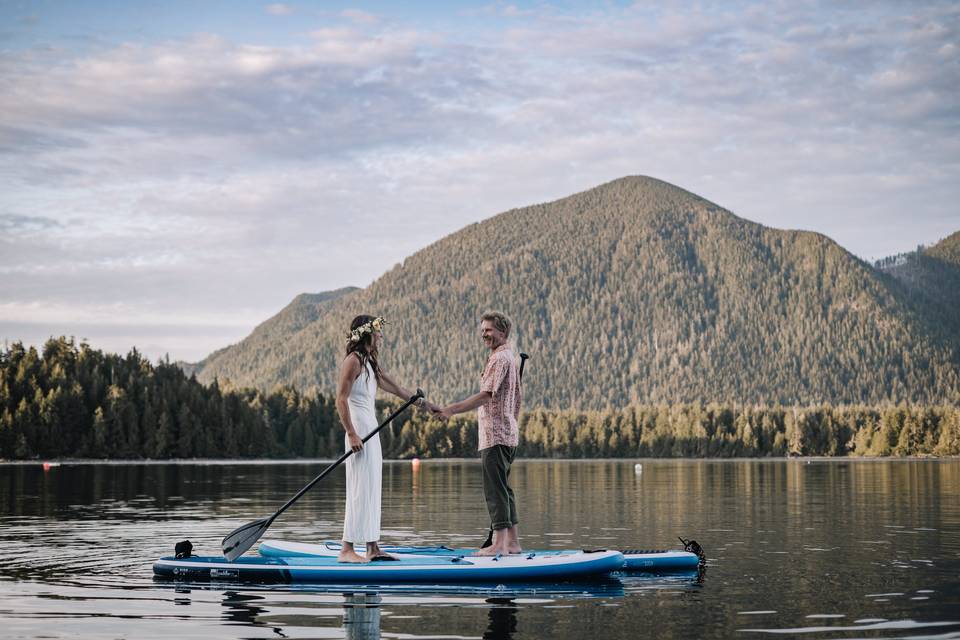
[519, 352, 529, 381]
[270, 388, 425, 522]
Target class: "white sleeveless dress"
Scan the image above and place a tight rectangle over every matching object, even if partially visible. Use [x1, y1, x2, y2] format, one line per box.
[342, 360, 382, 545]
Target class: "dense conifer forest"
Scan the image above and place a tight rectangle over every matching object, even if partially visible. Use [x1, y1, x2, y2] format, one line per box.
[3, 338, 957, 460]
[878, 231, 960, 343]
[190, 177, 960, 408]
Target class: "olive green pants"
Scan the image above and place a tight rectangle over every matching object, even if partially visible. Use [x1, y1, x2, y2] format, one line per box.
[481, 444, 519, 530]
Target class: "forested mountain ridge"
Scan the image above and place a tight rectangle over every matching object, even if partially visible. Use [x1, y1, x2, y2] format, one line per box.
[877, 232, 960, 342]
[191, 176, 960, 408]
[183, 286, 359, 382]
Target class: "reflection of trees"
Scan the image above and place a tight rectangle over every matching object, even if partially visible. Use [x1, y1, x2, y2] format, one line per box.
[483, 598, 518, 640]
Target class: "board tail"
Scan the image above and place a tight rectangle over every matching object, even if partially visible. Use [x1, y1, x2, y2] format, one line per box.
[678, 537, 707, 567]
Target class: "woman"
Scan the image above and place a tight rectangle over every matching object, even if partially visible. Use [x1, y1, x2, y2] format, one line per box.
[335, 314, 436, 563]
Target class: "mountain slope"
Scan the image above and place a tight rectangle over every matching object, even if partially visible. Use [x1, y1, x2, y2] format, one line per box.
[879, 231, 960, 340]
[194, 177, 960, 407]
[192, 286, 359, 386]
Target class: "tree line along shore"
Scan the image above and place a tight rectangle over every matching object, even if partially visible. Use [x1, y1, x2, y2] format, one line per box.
[1, 338, 958, 460]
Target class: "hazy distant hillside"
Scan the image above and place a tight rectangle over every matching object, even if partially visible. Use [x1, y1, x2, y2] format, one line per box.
[192, 177, 960, 407]
[192, 287, 359, 384]
[878, 232, 960, 340]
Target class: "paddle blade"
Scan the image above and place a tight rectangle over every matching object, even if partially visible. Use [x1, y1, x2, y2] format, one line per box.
[222, 516, 272, 561]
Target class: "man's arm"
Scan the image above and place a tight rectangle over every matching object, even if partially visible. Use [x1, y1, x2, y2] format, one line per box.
[439, 391, 492, 419]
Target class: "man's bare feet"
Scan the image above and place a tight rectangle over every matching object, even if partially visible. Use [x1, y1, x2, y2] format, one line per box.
[474, 545, 505, 557]
[475, 527, 520, 556]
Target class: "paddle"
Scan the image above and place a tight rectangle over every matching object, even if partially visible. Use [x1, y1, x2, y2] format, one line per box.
[222, 388, 425, 561]
[481, 352, 528, 549]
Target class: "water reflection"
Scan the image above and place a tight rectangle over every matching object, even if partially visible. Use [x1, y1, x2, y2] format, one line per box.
[342, 592, 381, 640]
[214, 588, 523, 640]
[221, 591, 268, 626]
[2, 459, 959, 640]
[165, 574, 697, 640]
[483, 598, 518, 640]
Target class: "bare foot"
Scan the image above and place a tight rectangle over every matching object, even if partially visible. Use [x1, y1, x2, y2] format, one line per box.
[337, 549, 366, 563]
[474, 546, 505, 557]
[365, 544, 398, 561]
[507, 546, 522, 554]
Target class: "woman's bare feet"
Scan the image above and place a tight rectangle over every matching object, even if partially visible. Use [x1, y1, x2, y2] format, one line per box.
[337, 542, 366, 563]
[365, 542, 397, 561]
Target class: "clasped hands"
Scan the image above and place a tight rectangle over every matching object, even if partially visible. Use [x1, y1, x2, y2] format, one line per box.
[418, 398, 453, 421]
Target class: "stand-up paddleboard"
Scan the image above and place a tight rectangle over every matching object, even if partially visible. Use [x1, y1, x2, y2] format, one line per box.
[259, 539, 701, 572]
[153, 549, 625, 583]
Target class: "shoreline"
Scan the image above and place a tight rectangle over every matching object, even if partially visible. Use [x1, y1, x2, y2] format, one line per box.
[2, 455, 957, 465]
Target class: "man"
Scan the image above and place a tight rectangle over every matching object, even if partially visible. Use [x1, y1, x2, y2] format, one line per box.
[438, 311, 522, 556]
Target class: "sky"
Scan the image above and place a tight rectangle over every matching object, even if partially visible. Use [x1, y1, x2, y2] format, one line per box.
[2, 1, 958, 362]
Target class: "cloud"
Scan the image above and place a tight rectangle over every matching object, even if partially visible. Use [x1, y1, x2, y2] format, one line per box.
[0, 30, 483, 188]
[265, 4, 294, 16]
[0, 213, 62, 232]
[340, 9, 380, 25]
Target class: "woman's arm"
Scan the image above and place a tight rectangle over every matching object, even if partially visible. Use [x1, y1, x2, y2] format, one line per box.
[336, 355, 364, 452]
[379, 369, 438, 412]
[378, 369, 414, 400]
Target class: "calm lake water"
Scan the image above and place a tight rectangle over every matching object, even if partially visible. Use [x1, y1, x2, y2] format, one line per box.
[0, 459, 958, 639]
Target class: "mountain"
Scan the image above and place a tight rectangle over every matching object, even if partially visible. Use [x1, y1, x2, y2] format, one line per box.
[877, 232, 960, 340]
[191, 287, 359, 385]
[191, 177, 960, 408]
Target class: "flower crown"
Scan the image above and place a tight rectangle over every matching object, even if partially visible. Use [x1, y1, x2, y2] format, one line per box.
[347, 317, 387, 343]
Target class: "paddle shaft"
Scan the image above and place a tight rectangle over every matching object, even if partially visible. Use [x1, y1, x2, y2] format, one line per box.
[270, 389, 425, 522]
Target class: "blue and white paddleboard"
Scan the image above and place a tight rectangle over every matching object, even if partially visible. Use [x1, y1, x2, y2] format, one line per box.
[259, 539, 700, 572]
[153, 548, 625, 583]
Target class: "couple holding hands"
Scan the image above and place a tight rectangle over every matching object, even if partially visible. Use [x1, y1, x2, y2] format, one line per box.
[334, 311, 523, 563]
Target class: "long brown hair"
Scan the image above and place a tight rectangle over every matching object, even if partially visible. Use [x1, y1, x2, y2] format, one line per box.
[345, 314, 382, 382]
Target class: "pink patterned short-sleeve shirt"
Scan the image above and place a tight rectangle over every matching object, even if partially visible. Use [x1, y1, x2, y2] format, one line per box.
[478, 345, 522, 450]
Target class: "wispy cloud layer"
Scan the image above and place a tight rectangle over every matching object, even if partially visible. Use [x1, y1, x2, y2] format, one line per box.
[266, 4, 294, 17]
[1, 1, 958, 360]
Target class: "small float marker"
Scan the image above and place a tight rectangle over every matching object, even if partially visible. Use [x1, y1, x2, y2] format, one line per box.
[411, 458, 421, 470]
[634, 463, 642, 473]
[42, 462, 59, 471]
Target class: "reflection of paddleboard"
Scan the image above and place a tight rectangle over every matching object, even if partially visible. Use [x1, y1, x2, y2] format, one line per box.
[153, 549, 625, 583]
[259, 539, 701, 571]
[160, 575, 634, 599]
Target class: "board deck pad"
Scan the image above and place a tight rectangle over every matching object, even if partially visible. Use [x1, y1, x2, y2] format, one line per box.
[258, 539, 701, 571]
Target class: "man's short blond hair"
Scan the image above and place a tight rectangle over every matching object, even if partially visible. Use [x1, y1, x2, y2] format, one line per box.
[480, 311, 512, 337]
